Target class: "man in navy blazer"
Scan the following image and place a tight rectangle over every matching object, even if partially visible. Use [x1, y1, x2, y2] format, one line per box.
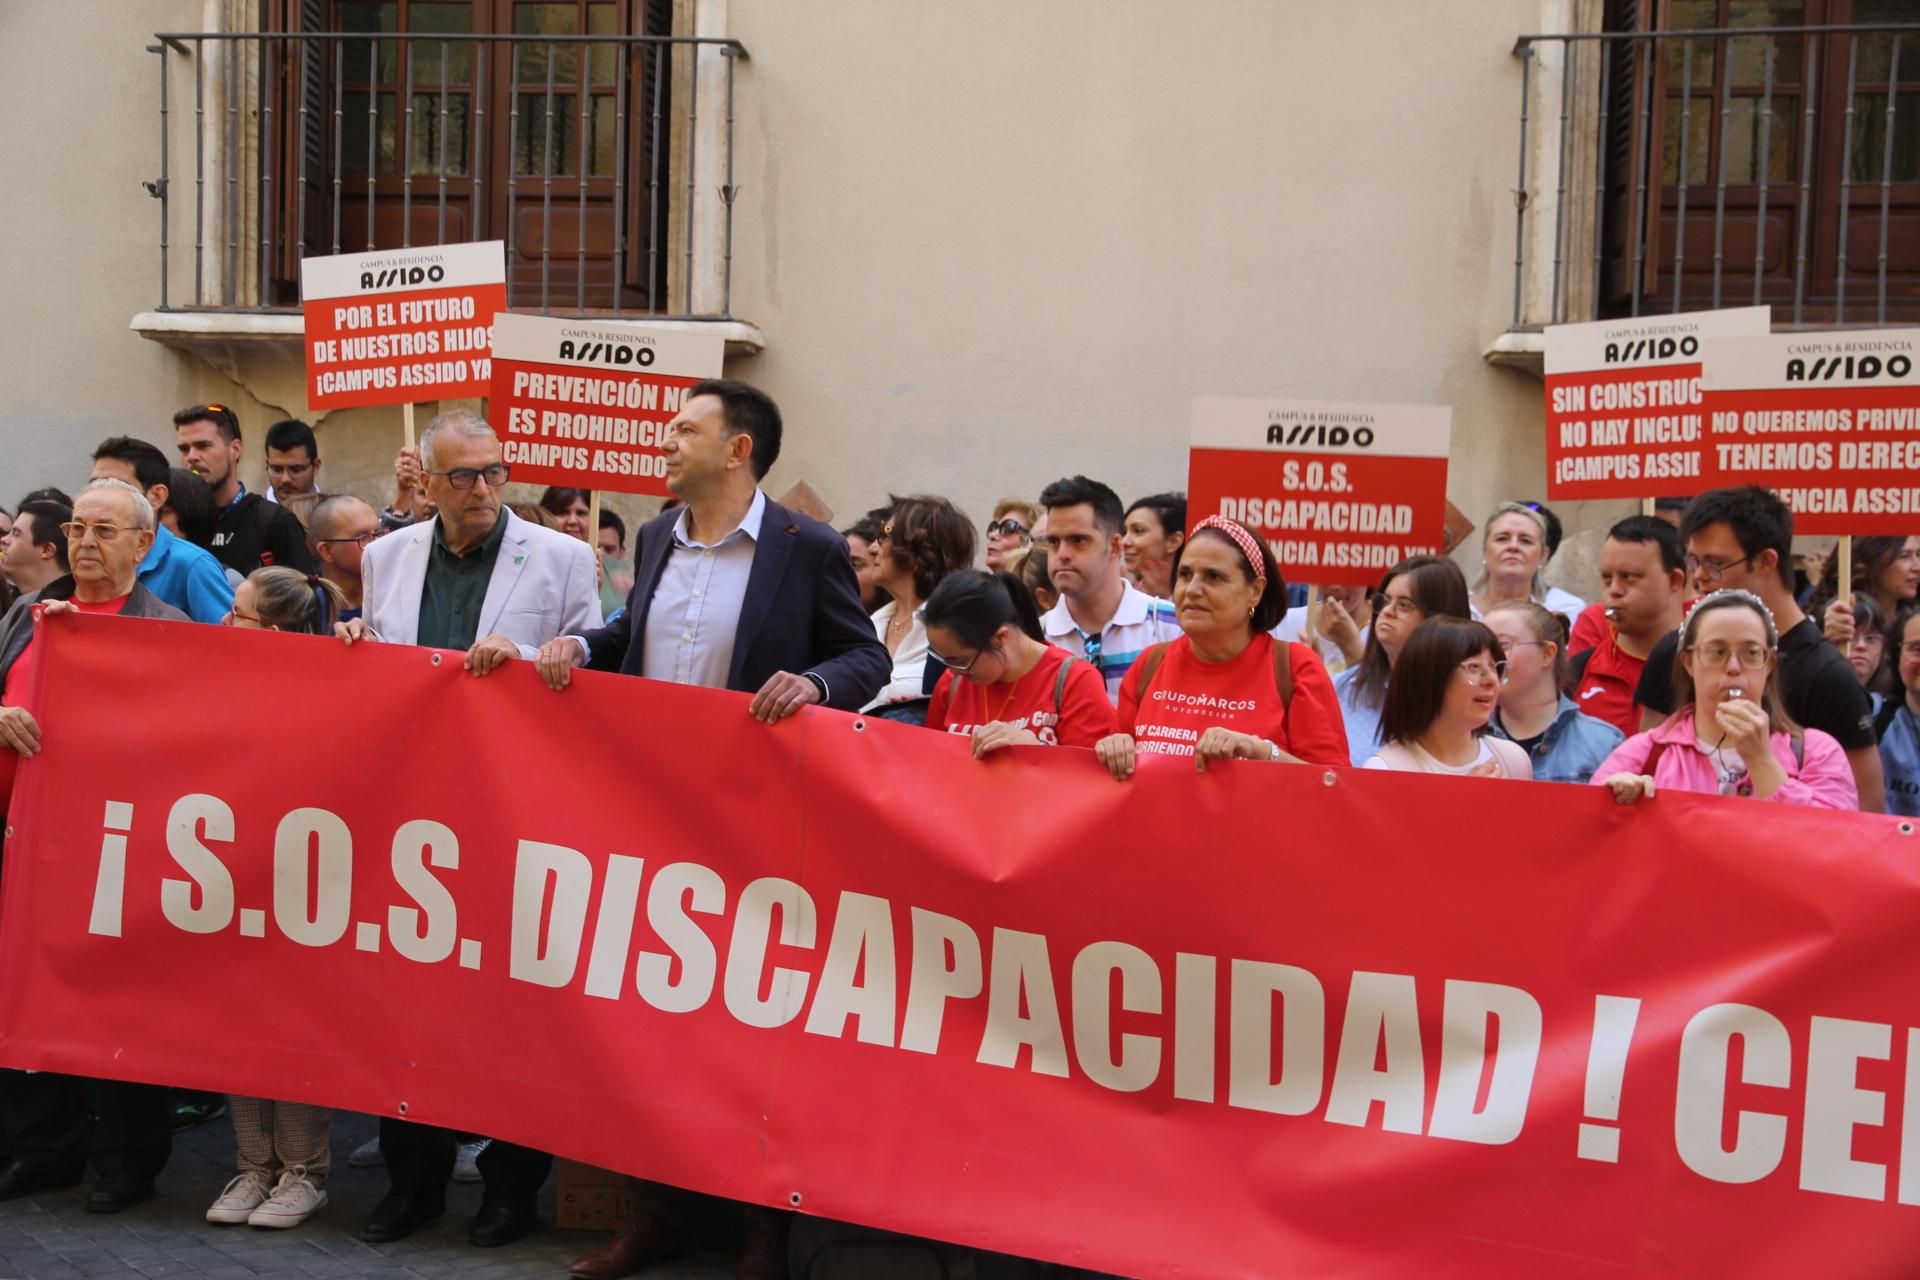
[536, 378, 887, 720]
[534, 379, 886, 1279]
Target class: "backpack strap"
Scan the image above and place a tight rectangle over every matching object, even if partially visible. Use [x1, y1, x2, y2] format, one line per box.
[1271, 638, 1295, 710]
[1566, 646, 1596, 693]
[1133, 643, 1172, 700]
[1873, 697, 1900, 744]
[1053, 654, 1078, 715]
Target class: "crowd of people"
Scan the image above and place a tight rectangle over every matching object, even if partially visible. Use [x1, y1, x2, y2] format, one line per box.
[0, 380, 1916, 1279]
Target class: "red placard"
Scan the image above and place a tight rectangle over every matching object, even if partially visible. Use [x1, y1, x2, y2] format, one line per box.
[489, 313, 725, 496]
[1188, 398, 1451, 587]
[1701, 328, 1920, 534]
[301, 242, 505, 409]
[1542, 306, 1771, 500]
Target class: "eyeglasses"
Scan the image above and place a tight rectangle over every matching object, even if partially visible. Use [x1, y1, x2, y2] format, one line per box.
[1853, 632, 1886, 648]
[1686, 641, 1772, 668]
[427, 464, 510, 490]
[59, 522, 135, 543]
[1501, 640, 1548, 652]
[1685, 553, 1754, 582]
[318, 529, 386, 548]
[930, 646, 983, 675]
[267, 462, 315, 479]
[986, 519, 1030, 538]
[221, 608, 265, 627]
[1459, 659, 1509, 686]
[1369, 592, 1423, 618]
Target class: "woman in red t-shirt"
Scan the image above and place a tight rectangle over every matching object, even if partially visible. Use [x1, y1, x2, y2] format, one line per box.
[1095, 516, 1348, 778]
[923, 570, 1114, 754]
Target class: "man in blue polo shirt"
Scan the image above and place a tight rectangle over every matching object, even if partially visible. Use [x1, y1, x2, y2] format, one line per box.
[89, 436, 233, 624]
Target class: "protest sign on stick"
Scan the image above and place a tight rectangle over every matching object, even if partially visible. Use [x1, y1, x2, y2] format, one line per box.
[1542, 306, 1770, 501]
[1188, 398, 1451, 588]
[489, 314, 725, 498]
[1700, 327, 1920, 536]
[301, 242, 506, 425]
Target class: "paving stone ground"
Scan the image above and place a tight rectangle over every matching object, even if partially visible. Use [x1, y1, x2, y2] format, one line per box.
[0, 1109, 734, 1280]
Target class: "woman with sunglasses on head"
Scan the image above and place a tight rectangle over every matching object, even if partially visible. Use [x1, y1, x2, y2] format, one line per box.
[924, 570, 1113, 755]
[1362, 618, 1532, 777]
[1484, 600, 1621, 783]
[1331, 555, 1472, 765]
[1594, 589, 1857, 809]
[1094, 516, 1347, 779]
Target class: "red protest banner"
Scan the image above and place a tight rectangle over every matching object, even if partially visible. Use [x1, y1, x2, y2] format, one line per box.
[1542, 306, 1770, 500]
[301, 242, 506, 409]
[1188, 398, 1450, 588]
[489, 314, 725, 496]
[1702, 328, 1920, 534]
[5, 614, 1920, 1279]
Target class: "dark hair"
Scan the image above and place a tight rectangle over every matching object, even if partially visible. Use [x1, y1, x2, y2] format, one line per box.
[1607, 514, 1685, 575]
[1654, 496, 1690, 514]
[1898, 606, 1920, 681]
[1125, 492, 1187, 540]
[163, 468, 217, 547]
[1813, 536, 1918, 615]
[1521, 502, 1565, 558]
[18, 487, 72, 507]
[924, 569, 1045, 650]
[598, 508, 627, 548]
[1170, 520, 1288, 632]
[91, 436, 171, 493]
[1013, 543, 1054, 596]
[1038, 475, 1125, 537]
[264, 419, 319, 461]
[1378, 618, 1504, 747]
[883, 494, 977, 599]
[16, 500, 73, 574]
[1671, 590, 1797, 732]
[1351, 555, 1473, 708]
[539, 486, 590, 516]
[1843, 592, 1900, 698]
[172, 402, 242, 442]
[1681, 487, 1793, 586]
[842, 515, 886, 544]
[687, 378, 783, 479]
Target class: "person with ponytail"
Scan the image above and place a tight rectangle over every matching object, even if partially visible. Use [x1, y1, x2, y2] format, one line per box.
[223, 566, 348, 635]
[923, 569, 1114, 754]
[1094, 516, 1348, 778]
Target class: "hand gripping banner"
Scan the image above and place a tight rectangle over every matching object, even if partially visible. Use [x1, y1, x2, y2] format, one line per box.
[4, 613, 1920, 1278]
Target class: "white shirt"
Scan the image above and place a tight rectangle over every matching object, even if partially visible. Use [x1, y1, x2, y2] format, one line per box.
[1272, 605, 1366, 674]
[1471, 586, 1586, 629]
[1364, 739, 1495, 774]
[1040, 579, 1182, 703]
[640, 489, 765, 688]
[863, 599, 930, 712]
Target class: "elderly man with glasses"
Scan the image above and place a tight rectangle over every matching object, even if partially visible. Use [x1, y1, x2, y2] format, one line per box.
[332, 409, 598, 1249]
[0, 478, 188, 1215]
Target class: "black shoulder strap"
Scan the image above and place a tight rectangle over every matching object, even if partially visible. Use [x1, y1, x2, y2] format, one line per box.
[1271, 639, 1295, 710]
[1053, 655, 1078, 715]
[1567, 646, 1596, 691]
[1133, 643, 1172, 699]
[1874, 697, 1901, 743]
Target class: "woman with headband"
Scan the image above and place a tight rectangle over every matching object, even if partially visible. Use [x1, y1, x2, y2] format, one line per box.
[1094, 516, 1348, 778]
[1592, 588, 1856, 809]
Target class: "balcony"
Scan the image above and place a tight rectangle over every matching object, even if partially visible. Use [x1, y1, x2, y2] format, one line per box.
[1493, 15, 1919, 373]
[131, 24, 762, 391]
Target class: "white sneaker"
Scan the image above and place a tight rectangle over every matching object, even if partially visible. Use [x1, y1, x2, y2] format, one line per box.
[452, 1138, 489, 1184]
[206, 1171, 272, 1224]
[247, 1166, 327, 1229]
[347, 1135, 384, 1168]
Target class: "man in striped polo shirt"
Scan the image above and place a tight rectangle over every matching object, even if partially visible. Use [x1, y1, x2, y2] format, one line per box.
[1037, 475, 1182, 702]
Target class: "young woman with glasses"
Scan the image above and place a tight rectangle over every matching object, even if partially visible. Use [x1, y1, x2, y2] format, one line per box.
[1331, 555, 1472, 764]
[1484, 600, 1622, 783]
[1594, 589, 1857, 809]
[923, 569, 1114, 754]
[1362, 618, 1531, 777]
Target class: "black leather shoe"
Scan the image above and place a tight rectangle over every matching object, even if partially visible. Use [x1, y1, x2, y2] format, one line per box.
[85, 1172, 155, 1214]
[0, 1159, 79, 1202]
[468, 1195, 537, 1248]
[362, 1187, 445, 1242]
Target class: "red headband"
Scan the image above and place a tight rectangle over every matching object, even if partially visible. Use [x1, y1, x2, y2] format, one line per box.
[1190, 516, 1267, 588]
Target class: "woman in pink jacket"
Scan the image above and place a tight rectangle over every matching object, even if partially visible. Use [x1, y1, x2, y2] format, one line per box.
[1593, 588, 1858, 809]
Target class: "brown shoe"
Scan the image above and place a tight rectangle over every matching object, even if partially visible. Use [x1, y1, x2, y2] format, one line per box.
[569, 1210, 688, 1280]
[736, 1206, 791, 1280]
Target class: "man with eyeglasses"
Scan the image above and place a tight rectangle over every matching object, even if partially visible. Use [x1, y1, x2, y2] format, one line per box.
[171, 403, 318, 578]
[263, 419, 326, 527]
[88, 435, 234, 624]
[0, 478, 187, 1215]
[1633, 486, 1884, 812]
[335, 410, 598, 1248]
[307, 495, 384, 623]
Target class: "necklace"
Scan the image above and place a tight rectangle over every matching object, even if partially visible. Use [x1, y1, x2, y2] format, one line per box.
[990, 673, 1025, 724]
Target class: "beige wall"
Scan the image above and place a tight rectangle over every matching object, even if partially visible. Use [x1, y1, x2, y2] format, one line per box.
[0, 0, 1619, 593]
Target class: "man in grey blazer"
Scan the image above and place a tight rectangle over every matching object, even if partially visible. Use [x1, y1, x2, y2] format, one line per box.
[334, 410, 597, 1247]
[338, 409, 601, 678]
